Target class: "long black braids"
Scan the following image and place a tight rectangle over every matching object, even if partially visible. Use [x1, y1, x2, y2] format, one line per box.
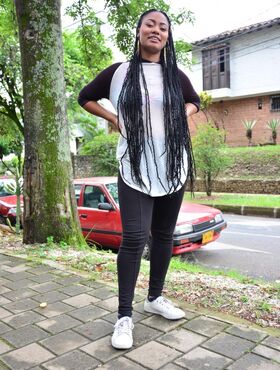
[117, 9, 196, 195]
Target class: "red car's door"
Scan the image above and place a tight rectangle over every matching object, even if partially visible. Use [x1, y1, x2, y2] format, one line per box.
[78, 184, 121, 248]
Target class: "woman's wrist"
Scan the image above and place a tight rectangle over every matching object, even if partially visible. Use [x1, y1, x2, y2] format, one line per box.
[111, 115, 118, 127]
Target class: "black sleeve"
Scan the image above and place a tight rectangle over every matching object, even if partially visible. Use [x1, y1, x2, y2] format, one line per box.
[178, 69, 200, 112]
[77, 63, 122, 107]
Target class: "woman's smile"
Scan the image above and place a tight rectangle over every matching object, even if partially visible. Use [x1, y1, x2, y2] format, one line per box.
[148, 35, 161, 43]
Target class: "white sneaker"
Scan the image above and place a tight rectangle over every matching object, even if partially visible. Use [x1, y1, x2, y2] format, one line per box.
[144, 296, 185, 320]
[111, 316, 134, 349]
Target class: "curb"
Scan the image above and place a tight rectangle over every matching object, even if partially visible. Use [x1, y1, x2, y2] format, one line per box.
[201, 204, 280, 218]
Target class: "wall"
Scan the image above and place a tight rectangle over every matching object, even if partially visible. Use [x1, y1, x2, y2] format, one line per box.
[72, 155, 97, 179]
[72, 155, 280, 194]
[189, 95, 280, 146]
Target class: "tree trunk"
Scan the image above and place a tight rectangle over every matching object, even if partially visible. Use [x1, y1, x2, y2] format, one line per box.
[15, 0, 84, 245]
[205, 172, 212, 196]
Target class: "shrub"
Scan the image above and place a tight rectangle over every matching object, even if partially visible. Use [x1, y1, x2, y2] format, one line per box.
[80, 133, 119, 175]
[241, 119, 257, 146]
[267, 119, 280, 145]
[192, 122, 232, 195]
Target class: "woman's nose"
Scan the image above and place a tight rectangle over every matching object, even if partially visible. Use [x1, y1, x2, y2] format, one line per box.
[151, 28, 160, 35]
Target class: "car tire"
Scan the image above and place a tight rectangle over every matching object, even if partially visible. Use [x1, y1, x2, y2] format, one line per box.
[142, 238, 151, 260]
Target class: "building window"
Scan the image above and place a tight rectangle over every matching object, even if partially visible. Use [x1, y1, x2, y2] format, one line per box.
[202, 46, 230, 90]
[270, 95, 280, 111]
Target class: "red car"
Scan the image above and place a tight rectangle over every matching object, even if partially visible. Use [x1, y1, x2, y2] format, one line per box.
[0, 177, 19, 224]
[0, 195, 23, 225]
[74, 177, 227, 256]
[0, 177, 227, 256]
[0, 177, 15, 197]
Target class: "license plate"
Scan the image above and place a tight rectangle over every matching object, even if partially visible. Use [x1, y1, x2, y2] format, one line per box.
[202, 230, 214, 244]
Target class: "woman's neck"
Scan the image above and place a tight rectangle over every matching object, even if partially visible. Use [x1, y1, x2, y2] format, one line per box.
[140, 50, 160, 63]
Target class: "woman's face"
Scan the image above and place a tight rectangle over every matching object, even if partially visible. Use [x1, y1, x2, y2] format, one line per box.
[138, 12, 169, 57]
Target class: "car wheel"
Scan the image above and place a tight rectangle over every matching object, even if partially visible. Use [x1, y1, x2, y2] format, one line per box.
[0, 215, 6, 225]
[180, 252, 196, 262]
[142, 238, 151, 260]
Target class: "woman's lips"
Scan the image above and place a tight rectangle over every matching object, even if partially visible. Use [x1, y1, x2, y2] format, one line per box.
[148, 36, 160, 42]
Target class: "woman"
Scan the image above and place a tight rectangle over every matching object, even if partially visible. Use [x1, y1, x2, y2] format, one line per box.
[78, 9, 200, 350]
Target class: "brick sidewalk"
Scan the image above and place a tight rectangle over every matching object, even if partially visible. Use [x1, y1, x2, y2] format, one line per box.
[0, 253, 279, 369]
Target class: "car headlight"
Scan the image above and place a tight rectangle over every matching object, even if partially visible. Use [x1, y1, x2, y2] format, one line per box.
[8, 208, 16, 215]
[174, 223, 193, 235]
[215, 213, 223, 223]
[8, 207, 23, 215]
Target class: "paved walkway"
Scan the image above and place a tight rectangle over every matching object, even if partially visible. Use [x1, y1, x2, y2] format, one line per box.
[0, 253, 279, 370]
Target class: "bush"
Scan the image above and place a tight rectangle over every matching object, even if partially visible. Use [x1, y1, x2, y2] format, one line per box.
[193, 122, 232, 195]
[80, 133, 119, 175]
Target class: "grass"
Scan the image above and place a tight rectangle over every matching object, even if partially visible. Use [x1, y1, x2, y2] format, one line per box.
[217, 145, 280, 180]
[169, 256, 257, 284]
[18, 242, 261, 285]
[225, 144, 280, 156]
[223, 145, 280, 156]
[184, 192, 280, 208]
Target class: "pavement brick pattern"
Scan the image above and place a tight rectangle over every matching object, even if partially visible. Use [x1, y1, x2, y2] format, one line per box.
[0, 253, 280, 370]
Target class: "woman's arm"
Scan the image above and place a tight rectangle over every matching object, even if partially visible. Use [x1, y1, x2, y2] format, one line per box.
[82, 101, 118, 127]
[77, 63, 122, 128]
[178, 69, 200, 117]
[185, 102, 199, 118]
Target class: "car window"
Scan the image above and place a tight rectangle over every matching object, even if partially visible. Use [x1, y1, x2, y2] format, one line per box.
[105, 183, 119, 205]
[74, 184, 82, 203]
[0, 180, 14, 197]
[83, 185, 107, 209]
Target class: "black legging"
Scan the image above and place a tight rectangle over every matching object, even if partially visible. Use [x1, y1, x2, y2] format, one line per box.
[117, 173, 186, 318]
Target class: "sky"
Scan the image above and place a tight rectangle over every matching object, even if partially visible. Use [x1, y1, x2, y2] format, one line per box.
[170, 0, 280, 42]
[61, 0, 280, 59]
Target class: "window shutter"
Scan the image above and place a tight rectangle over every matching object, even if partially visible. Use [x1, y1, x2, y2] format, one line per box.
[211, 48, 219, 89]
[201, 45, 230, 90]
[202, 50, 211, 90]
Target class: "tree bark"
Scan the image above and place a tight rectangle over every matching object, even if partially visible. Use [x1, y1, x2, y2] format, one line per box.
[15, 0, 84, 245]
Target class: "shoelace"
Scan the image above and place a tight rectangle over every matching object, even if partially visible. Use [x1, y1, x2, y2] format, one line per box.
[157, 296, 176, 310]
[114, 318, 133, 335]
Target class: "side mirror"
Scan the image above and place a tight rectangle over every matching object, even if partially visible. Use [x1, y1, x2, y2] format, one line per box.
[98, 202, 114, 211]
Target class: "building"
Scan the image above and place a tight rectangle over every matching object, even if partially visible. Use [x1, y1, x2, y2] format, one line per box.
[188, 17, 280, 146]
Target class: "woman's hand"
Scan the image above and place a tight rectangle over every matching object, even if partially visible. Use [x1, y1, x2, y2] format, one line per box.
[111, 115, 118, 128]
[185, 103, 198, 118]
[83, 101, 118, 127]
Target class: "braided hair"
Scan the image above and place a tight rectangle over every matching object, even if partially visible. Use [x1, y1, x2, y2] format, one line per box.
[117, 9, 196, 195]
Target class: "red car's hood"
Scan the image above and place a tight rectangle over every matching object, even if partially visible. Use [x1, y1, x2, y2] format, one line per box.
[0, 195, 23, 207]
[177, 201, 220, 225]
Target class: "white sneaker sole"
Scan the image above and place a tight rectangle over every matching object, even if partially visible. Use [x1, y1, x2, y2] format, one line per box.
[111, 340, 133, 350]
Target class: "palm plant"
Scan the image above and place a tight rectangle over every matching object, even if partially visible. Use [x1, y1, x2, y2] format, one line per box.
[267, 119, 280, 145]
[242, 119, 257, 146]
